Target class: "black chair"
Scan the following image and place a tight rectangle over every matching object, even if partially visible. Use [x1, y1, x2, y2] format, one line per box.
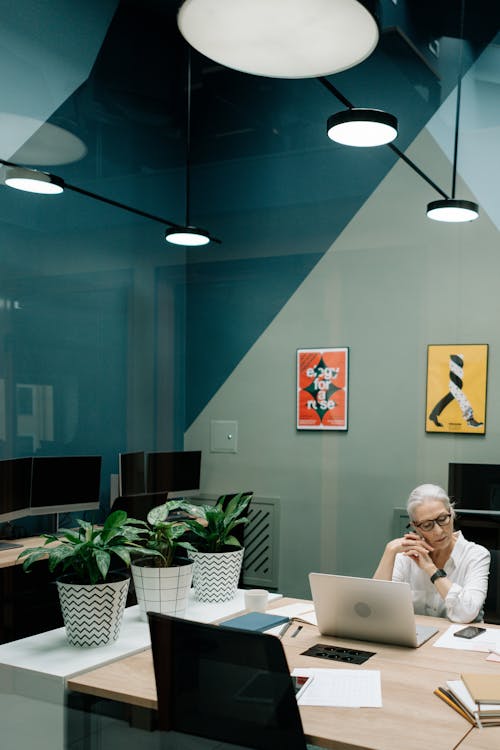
[111, 491, 169, 522]
[484, 549, 500, 624]
[148, 611, 307, 750]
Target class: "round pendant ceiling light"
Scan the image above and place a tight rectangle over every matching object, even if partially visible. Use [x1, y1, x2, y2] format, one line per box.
[165, 226, 211, 246]
[426, 199, 479, 223]
[4, 167, 64, 194]
[327, 108, 398, 147]
[177, 0, 379, 79]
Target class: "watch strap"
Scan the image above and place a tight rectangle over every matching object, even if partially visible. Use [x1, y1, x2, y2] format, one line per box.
[430, 568, 447, 584]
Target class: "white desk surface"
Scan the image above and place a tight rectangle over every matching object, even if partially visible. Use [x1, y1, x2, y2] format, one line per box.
[0, 590, 281, 679]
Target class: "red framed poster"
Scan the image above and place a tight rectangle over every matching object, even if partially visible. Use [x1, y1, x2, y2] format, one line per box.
[296, 348, 349, 431]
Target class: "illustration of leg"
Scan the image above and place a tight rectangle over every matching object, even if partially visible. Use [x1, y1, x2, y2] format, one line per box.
[449, 354, 483, 428]
[429, 392, 454, 427]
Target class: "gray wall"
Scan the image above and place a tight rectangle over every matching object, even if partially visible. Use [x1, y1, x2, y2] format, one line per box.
[185, 127, 500, 598]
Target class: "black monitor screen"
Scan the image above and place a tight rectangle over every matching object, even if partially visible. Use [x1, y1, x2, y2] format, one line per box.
[30, 456, 102, 513]
[449, 463, 500, 511]
[146, 451, 201, 496]
[119, 451, 146, 496]
[0, 457, 33, 521]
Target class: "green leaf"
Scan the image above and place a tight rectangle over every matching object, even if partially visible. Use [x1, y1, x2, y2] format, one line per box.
[224, 535, 242, 548]
[95, 549, 111, 580]
[112, 546, 132, 567]
[104, 509, 128, 529]
[19, 548, 49, 571]
[147, 503, 170, 526]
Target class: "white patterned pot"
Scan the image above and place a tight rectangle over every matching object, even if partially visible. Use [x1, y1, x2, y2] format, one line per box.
[57, 573, 130, 648]
[131, 557, 193, 621]
[191, 548, 244, 602]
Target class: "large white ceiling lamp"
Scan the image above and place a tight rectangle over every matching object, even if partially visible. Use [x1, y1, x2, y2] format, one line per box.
[177, 0, 379, 79]
[426, 0, 479, 223]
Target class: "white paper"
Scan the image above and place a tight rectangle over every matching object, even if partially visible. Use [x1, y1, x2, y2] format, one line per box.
[433, 624, 500, 652]
[269, 603, 316, 619]
[291, 667, 382, 707]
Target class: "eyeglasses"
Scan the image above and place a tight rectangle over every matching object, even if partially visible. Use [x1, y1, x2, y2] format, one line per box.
[409, 513, 452, 533]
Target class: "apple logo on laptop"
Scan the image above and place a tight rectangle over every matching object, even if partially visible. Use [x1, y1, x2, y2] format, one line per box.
[354, 601, 371, 618]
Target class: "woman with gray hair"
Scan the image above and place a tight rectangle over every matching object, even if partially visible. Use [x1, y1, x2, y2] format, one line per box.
[374, 483, 490, 623]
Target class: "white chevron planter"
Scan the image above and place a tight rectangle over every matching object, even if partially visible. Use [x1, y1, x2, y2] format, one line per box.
[56, 574, 130, 647]
[131, 557, 193, 621]
[190, 548, 244, 602]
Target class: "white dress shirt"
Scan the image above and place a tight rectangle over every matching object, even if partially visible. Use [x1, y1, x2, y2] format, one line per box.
[392, 531, 490, 623]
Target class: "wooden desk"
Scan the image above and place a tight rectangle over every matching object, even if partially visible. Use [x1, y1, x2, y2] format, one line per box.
[0, 535, 49, 568]
[67, 600, 500, 750]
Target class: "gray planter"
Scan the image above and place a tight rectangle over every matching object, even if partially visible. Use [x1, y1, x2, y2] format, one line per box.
[56, 574, 130, 647]
[191, 548, 244, 602]
[131, 557, 193, 621]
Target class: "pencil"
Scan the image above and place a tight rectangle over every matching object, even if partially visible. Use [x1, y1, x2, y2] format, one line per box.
[434, 687, 477, 726]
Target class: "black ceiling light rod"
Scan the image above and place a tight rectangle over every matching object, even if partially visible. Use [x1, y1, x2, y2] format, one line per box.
[426, 0, 478, 222]
[318, 77, 449, 199]
[0, 156, 221, 242]
[386, 143, 449, 199]
[317, 76, 354, 109]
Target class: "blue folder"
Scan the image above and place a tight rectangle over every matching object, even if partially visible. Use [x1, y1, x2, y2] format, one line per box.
[220, 612, 290, 632]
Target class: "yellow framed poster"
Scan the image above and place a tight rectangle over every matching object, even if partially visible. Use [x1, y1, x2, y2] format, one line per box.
[426, 344, 488, 435]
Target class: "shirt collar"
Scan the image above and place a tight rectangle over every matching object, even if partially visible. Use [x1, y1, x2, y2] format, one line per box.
[448, 530, 464, 569]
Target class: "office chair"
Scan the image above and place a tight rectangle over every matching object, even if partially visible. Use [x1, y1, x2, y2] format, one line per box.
[111, 491, 169, 522]
[148, 612, 307, 750]
[484, 549, 500, 624]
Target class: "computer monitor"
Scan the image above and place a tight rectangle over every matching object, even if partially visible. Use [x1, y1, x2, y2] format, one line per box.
[118, 451, 146, 496]
[30, 455, 102, 515]
[0, 457, 33, 550]
[146, 450, 201, 498]
[0, 457, 33, 523]
[449, 462, 500, 512]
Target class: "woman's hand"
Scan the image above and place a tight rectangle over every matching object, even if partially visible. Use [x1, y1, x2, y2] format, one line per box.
[373, 533, 434, 581]
[385, 532, 433, 558]
[398, 533, 436, 575]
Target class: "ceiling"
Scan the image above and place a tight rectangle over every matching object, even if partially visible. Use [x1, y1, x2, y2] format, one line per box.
[0, 0, 498, 234]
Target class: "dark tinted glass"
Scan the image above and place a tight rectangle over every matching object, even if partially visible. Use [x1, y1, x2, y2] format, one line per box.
[148, 612, 306, 750]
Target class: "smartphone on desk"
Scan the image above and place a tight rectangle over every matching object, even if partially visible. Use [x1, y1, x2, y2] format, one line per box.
[453, 626, 487, 639]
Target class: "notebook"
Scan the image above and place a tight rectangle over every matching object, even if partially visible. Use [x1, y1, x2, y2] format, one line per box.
[461, 674, 500, 705]
[220, 612, 290, 632]
[309, 572, 439, 648]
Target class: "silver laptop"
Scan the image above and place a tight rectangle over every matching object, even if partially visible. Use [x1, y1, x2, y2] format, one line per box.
[309, 572, 439, 648]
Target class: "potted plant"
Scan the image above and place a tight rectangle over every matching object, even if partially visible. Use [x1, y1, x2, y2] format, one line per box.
[18, 509, 154, 647]
[183, 492, 253, 602]
[130, 499, 197, 620]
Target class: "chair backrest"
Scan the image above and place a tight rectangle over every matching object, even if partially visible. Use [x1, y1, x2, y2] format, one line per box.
[484, 549, 500, 624]
[111, 491, 169, 522]
[148, 611, 307, 750]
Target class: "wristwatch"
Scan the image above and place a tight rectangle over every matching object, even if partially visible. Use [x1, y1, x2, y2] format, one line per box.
[430, 568, 447, 584]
